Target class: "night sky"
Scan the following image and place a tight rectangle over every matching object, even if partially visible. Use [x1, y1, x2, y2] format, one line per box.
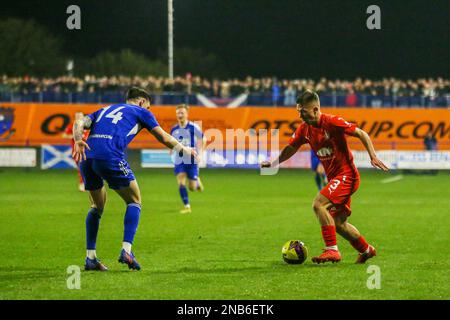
[2, 0, 449, 79]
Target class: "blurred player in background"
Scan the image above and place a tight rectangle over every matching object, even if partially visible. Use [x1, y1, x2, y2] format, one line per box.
[310, 150, 327, 190]
[63, 112, 89, 192]
[262, 90, 389, 264]
[170, 104, 206, 214]
[72, 88, 197, 271]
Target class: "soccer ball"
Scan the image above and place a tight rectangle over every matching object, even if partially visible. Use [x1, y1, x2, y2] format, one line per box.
[282, 240, 308, 264]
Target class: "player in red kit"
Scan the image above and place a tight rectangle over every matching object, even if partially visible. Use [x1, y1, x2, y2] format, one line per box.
[262, 90, 389, 264]
[63, 112, 90, 192]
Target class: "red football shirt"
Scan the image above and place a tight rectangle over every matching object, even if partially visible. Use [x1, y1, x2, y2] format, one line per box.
[289, 113, 359, 180]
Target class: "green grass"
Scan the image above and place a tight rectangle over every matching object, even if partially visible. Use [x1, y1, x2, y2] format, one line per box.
[0, 168, 449, 299]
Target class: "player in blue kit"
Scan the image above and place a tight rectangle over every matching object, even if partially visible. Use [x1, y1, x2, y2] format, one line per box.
[170, 104, 206, 214]
[72, 87, 197, 271]
[311, 149, 328, 190]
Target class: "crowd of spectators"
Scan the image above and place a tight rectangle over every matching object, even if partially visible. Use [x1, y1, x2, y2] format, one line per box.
[0, 75, 448, 107]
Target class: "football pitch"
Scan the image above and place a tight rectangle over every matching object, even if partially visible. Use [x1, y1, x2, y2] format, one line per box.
[0, 168, 449, 300]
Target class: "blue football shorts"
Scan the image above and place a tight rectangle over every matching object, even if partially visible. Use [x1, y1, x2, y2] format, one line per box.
[79, 158, 136, 190]
[174, 163, 199, 180]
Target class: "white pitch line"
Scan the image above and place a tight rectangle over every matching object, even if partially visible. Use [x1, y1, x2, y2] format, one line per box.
[381, 175, 404, 184]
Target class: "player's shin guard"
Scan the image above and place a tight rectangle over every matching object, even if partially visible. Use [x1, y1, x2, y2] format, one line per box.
[350, 235, 369, 253]
[123, 203, 141, 244]
[86, 207, 102, 250]
[321, 225, 338, 250]
[179, 185, 189, 206]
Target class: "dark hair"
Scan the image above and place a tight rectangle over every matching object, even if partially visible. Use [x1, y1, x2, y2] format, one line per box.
[126, 87, 151, 102]
[296, 90, 319, 106]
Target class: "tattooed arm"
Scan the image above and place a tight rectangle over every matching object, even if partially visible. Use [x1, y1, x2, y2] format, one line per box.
[73, 115, 92, 141]
[72, 115, 91, 163]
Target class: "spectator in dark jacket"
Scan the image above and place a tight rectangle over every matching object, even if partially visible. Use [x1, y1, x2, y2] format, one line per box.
[424, 131, 437, 150]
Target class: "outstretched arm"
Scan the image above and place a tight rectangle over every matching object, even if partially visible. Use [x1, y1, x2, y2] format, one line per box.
[151, 126, 198, 159]
[72, 115, 92, 162]
[351, 128, 389, 171]
[261, 145, 298, 168]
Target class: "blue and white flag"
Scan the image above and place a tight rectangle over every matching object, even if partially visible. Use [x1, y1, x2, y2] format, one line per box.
[41, 145, 77, 169]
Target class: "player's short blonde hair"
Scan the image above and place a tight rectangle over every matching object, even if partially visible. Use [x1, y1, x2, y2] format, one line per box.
[176, 104, 189, 111]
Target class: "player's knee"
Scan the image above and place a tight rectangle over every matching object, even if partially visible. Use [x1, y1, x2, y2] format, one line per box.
[317, 166, 325, 175]
[126, 190, 141, 205]
[93, 201, 106, 212]
[188, 183, 196, 191]
[91, 199, 106, 212]
[312, 199, 324, 212]
[128, 196, 141, 206]
[90, 206, 104, 217]
[127, 201, 141, 209]
[334, 221, 344, 232]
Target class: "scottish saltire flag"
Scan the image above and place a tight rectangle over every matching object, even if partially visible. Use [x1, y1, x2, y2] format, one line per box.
[195, 94, 248, 108]
[41, 145, 77, 169]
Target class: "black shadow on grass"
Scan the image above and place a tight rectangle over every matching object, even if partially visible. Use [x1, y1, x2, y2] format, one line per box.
[271, 261, 363, 268]
[150, 265, 273, 275]
[149, 259, 361, 274]
[144, 259, 362, 275]
[97, 269, 140, 274]
[0, 267, 64, 282]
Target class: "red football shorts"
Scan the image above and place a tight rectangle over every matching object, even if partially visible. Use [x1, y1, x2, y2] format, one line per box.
[320, 174, 360, 217]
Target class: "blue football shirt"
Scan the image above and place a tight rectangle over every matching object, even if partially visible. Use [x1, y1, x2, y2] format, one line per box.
[85, 104, 159, 160]
[170, 121, 203, 164]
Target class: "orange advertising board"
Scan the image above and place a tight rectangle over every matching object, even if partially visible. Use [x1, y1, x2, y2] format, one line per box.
[0, 103, 449, 150]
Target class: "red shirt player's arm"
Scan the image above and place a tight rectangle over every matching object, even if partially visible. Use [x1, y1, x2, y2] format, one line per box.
[288, 124, 307, 149]
[263, 124, 305, 167]
[328, 116, 357, 135]
[269, 124, 305, 166]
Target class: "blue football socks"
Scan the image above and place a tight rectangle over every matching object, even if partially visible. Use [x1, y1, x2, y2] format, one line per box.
[179, 185, 190, 206]
[123, 203, 141, 244]
[86, 207, 102, 250]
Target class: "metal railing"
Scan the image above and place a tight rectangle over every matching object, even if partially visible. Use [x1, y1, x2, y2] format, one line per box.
[0, 90, 448, 107]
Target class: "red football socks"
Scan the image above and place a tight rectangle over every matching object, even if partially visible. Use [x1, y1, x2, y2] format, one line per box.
[350, 236, 369, 253]
[321, 225, 337, 248]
